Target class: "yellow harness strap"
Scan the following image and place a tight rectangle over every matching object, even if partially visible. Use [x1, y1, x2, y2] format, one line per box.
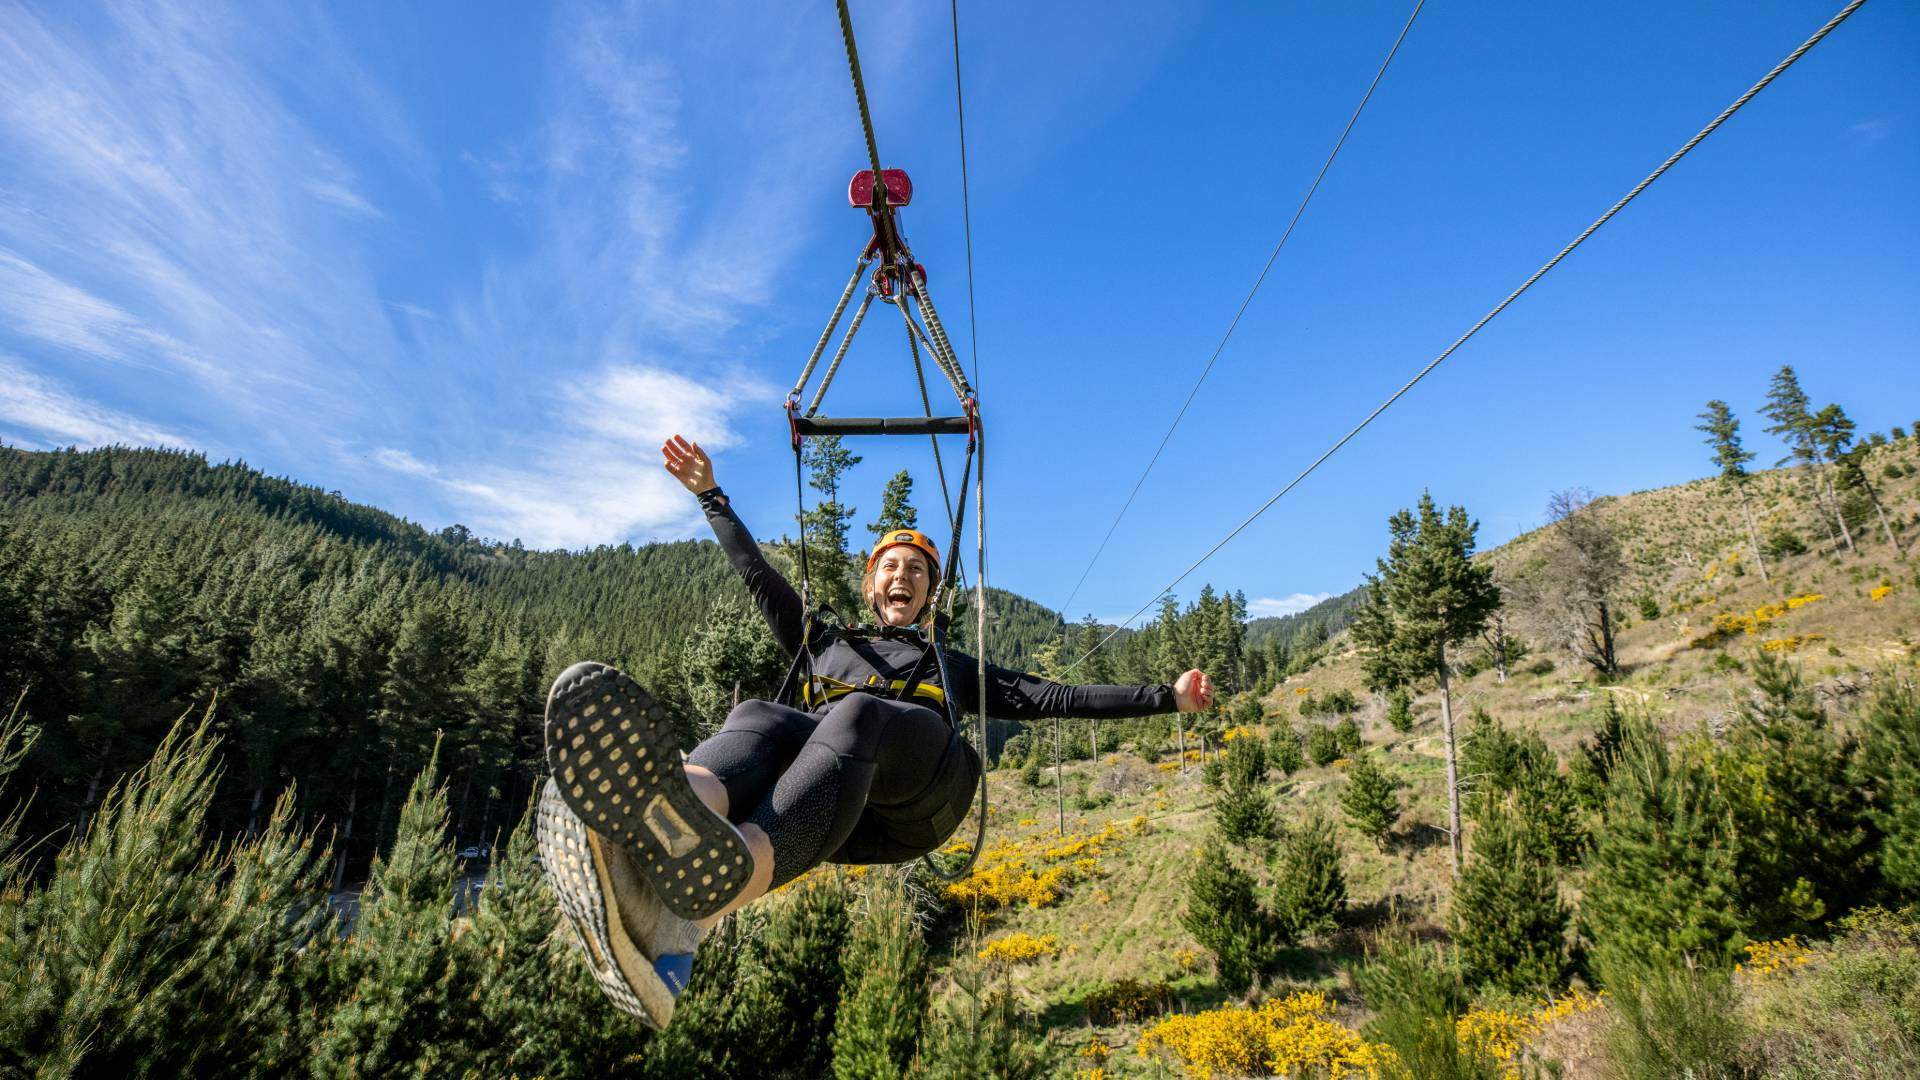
[799, 672, 947, 711]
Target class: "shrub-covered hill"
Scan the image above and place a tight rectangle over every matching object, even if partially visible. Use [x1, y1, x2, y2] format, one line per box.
[0, 443, 1063, 876]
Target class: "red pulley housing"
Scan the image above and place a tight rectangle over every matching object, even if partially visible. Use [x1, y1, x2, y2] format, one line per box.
[848, 168, 912, 208]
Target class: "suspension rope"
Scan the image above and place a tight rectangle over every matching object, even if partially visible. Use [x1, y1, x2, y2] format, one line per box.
[898, 295, 958, 529]
[1059, 0, 1871, 676]
[791, 251, 876, 400]
[950, 0, 982, 392]
[836, 0, 885, 191]
[1054, 0, 1428, 627]
[806, 290, 876, 417]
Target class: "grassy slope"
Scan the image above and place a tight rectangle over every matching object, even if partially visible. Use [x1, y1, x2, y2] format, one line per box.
[924, 437, 1920, 1073]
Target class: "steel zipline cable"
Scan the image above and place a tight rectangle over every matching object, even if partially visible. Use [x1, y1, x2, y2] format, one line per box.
[1058, 0, 1872, 677]
[1053, 0, 1428, 628]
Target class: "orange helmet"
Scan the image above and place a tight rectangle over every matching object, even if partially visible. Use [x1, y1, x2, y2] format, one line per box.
[866, 528, 941, 574]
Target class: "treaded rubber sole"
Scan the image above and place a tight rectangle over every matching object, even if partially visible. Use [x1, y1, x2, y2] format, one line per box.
[543, 660, 751, 921]
[535, 779, 672, 1029]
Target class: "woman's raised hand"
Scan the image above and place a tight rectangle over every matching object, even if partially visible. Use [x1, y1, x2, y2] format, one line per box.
[662, 435, 717, 494]
[1173, 669, 1214, 713]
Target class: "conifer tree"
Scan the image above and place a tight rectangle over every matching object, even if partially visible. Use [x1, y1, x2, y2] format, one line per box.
[460, 795, 650, 1078]
[1696, 399, 1771, 582]
[683, 592, 786, 736]
[1334, 715, 1363, 753]
[1214, 736, 1276, 844]
[732, 874, 852, 1075]
[1385, 687, 1415, 733]
[801, 435, 863, 615]
[1857, 676, 1920, 895]
[1718, 652, 1871, 937]
[1268, 722, 1305, 775]
[1183, 834, 1279, 994]
[1821, 405, 1908, 559]
[865, 469, 919, 541]
[1306, 724, 1341, 767]
[915, 959, 1048, 1080]
[314, 746, 461, 1077]
[1340, 752, 1403, 848]
[1270, 812, 1346, 943]
[1580, 716, 1743, 974]
[831, 872, 930, 1080]
[1453, 797, 1569, 996]
[1762, 365, 1854, 553]
[1349, 494, 1500, 874]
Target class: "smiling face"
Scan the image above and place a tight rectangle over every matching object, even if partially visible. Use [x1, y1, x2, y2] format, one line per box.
[864, 545, 933, 626]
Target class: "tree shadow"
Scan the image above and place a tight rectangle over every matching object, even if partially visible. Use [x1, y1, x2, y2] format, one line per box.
[1383, 821, 1447, 857]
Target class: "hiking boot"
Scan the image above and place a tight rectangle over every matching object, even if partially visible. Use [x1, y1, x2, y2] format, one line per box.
[543, 660, 752, 921]
[537, 779, 705, 1030]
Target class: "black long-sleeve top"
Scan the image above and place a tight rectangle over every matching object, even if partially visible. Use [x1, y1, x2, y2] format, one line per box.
[698, 487, 1176, 721]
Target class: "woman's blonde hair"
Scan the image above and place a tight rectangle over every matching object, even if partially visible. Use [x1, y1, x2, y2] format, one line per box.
[861, 547, 935, 625]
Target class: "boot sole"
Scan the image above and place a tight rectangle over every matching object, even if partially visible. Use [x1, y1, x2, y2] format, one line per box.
[543, 660, 751, 921]
[535, 779, 676, 1030]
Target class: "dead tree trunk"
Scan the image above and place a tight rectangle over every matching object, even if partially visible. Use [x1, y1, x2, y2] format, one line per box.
[1437, 649, 1463, 877]
[1739, 493, 1771, 583]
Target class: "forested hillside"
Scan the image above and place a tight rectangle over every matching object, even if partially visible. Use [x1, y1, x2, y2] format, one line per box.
[0, 444, 1070, 878]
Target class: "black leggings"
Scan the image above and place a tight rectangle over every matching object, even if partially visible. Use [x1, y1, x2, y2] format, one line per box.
[684, 692, 980, 889]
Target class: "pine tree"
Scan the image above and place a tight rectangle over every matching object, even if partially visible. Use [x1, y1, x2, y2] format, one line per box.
[1820, 404, 1908, 559]
[1718, 652, 1872, 937]
[1268, 722, 1305, 775]
[314, 745, 461, 1077]
[1857, 675, 1920, 895]
[732, 874, 852, 1076]
[459, 795, 650, 1079]
[683, 593, 786, 736]
[1453, 797, 1569, 996]
[831, 872, 930, 1080]
[1334, 715, 1362, 753]
[801, 434, 863, 615]
[1385, 687, 1415, 733]
[1270, 812, 1346, 943]
[915, 958, 1048, 1080]
[1183, 835, 1279, 995]
[1580, 716, 1743, 974]
[1214, 736, 1276, 844]
[1306, 724, 1341, 767]
[865, 469, 919, 541]
[1340, 752, 1403, 848]
[1349, 493, 1501, 874]
[1696, 399, 1771, 582]
[1762, 365, 1854, 554]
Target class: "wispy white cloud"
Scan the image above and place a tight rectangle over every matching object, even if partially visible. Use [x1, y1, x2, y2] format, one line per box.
[1247, 592, 1334, 618]
[0, 354, 190, 449]
[0, 0, 933, 549]
[1849, 118, 1891, 141]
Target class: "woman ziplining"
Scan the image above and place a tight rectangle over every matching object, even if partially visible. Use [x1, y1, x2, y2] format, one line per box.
[534, 435, 1215, 1030]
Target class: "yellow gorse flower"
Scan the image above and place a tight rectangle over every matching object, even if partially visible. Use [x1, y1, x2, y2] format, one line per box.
[977, 931, 1059, 964]
[1136, 991, 1396, 1079]
[1735, 936, 1814, 979]
[1456, 989, 1605, 1080]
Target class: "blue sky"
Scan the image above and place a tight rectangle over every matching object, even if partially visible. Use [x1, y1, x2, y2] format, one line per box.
[2, 1, 1915, 630]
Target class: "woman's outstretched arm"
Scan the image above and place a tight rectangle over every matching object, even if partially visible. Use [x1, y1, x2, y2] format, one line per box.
[663, 435, 808, 656]
[943, 650, 1213, 720]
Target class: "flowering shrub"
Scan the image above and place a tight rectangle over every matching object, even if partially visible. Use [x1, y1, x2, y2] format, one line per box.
[1761, 634, 1825, 653]
[1136, 991, 1395, 1079]
[940, 820, 1131, 911]
[977, 931, 1059, 964]
[1736, 936, 1814, 979]
[1694, 594, 1826, 648]
[1455, 989, 1605, 1078]
[1872, 583, 1896, 603]
[1222, 725, 1258, 742]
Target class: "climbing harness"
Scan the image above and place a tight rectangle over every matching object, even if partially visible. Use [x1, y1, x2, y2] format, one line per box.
[776, 0, 990, 882]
